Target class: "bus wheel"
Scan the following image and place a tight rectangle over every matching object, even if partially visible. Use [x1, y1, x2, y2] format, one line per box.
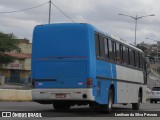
[150, 100, 153, 103]
[106, 88, 114, 112]
[53, 102, 70, 111]
[132, 94, 141, 110]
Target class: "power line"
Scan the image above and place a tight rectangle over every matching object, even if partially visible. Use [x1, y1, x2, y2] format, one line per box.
[0, 1, 48, 14]
[0, 1, 76, 23]
[51, 2, 76, 23]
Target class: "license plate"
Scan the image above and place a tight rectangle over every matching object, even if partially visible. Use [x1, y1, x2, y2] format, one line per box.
[55, 94, 66, 98]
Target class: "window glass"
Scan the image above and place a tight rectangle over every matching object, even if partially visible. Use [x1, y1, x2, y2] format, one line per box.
[95, 32, 144, 70]
[125, 47, 129, 64]
[135, 52, 139, 68]
[144, 58, 147, 71]
[104, 38, 109, 58]
[135, 51, 137, 67]
[133, 50, 136, 66]
[138, 53, 141, 68]
[129, 49, 134, 66]
[95, 33, 100, 57]
[113, 41, 116, 61]
[116, 43, 121, 63]
[99, 35, 105, 58]
[120, 44, 123, 63]
[123, 46, 126, 64]
[140, 54, 144, 69]
[108, 39, 113, 59]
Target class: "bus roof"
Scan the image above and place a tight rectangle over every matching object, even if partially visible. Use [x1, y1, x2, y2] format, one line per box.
[35, 23, 143, 54]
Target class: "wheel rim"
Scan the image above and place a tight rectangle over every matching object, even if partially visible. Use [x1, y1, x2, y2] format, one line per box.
[108, 90, 113, 110]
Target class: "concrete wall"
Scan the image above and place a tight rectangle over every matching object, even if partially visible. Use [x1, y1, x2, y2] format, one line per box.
[19, 43, 32, 54]
[0, 76, 5, 85]
[0, 89, 32, 101]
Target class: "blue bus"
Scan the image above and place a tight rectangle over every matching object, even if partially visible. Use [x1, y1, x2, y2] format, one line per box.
[32, 23, 147, 112]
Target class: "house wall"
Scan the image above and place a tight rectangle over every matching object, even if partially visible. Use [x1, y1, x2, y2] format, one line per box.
[1, 39, 32, 84]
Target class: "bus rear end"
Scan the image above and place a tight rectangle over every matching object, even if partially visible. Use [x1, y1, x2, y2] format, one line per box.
[32, 23, 94, 108]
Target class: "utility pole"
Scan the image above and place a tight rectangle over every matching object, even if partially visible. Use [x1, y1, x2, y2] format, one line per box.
[135, 15, 137, 46]
[48, 0, 52, 24]
[119, 14, 155, 46]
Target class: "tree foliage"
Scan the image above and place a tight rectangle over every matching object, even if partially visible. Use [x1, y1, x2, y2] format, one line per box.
[0, 32, 20, 68]
[136, 44, 148, 52]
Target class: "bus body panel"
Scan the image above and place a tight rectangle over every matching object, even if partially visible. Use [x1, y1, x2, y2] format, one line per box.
[32, 23, 92, 89]
[32, 23, 147, 108]
[93, 60, 117, 104]
[32, 88, 95, 101]
[34, 61, 87, 88]
[116, 65, 146, 103]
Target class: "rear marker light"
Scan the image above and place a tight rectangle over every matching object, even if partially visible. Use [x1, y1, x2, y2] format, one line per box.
[78, 82, 87, 85]
[87, 78, 92, 88]
[38, 83, 43, 86]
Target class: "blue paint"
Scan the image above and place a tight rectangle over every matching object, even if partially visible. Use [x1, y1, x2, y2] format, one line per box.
[32, 23, 92, 89]
[94, 60, 117, 104]
[32, 23, 117, 104]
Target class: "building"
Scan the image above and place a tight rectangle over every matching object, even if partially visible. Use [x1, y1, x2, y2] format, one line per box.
[138, 42, 159, 57]
[0, 38, 32, 84]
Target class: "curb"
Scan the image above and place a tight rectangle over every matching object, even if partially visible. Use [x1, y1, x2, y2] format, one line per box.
[0, 89, 32, 101]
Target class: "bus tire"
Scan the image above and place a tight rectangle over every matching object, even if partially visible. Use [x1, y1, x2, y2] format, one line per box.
[132, 93, 141, 110]
[53, 102, 70, 111]
[150, 100, 153, 103]
[106, 88, 114, 112]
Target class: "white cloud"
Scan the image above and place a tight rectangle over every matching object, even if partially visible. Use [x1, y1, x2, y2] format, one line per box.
[0, 0, 159, 44]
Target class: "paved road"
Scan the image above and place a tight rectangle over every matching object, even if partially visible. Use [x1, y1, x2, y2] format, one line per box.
[0, 102, 160, 120]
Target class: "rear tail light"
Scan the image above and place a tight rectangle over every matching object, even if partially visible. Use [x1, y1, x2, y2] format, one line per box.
[87, 78, 92, 88]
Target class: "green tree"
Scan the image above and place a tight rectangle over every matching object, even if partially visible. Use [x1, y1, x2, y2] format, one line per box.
[136, 44, 147, 52]
[136, 44, 148, 56]
[0, 32, 20, 68]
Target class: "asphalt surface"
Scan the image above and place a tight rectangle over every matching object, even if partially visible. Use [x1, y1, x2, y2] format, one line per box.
[0, 68, 159, 120]
[0, 102, 160, 120]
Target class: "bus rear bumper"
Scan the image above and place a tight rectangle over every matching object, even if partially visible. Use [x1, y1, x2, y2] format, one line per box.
[32, 88, 94, 101]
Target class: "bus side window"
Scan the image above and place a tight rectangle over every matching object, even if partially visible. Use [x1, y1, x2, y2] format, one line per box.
[129, 48, 134, 66]
[135, 52, 139, 68]
[123, 46, 126, 64]
[116, 42, 121, 63]
[125, 47, 129, 65]
[95, 33, 100, 57]
[138, 53, 141, 68]
[120, 44, 124, 63]
[140, 54, 144, 69]
[99, 35, 105, 58]
[133, 50, 136, 67]
[144, 58, 147, 72]
[113, 41, 116, 61]
[142, 55, 144, 69]
[108, 39, 113, 60]
[104, 38, 109, 58]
